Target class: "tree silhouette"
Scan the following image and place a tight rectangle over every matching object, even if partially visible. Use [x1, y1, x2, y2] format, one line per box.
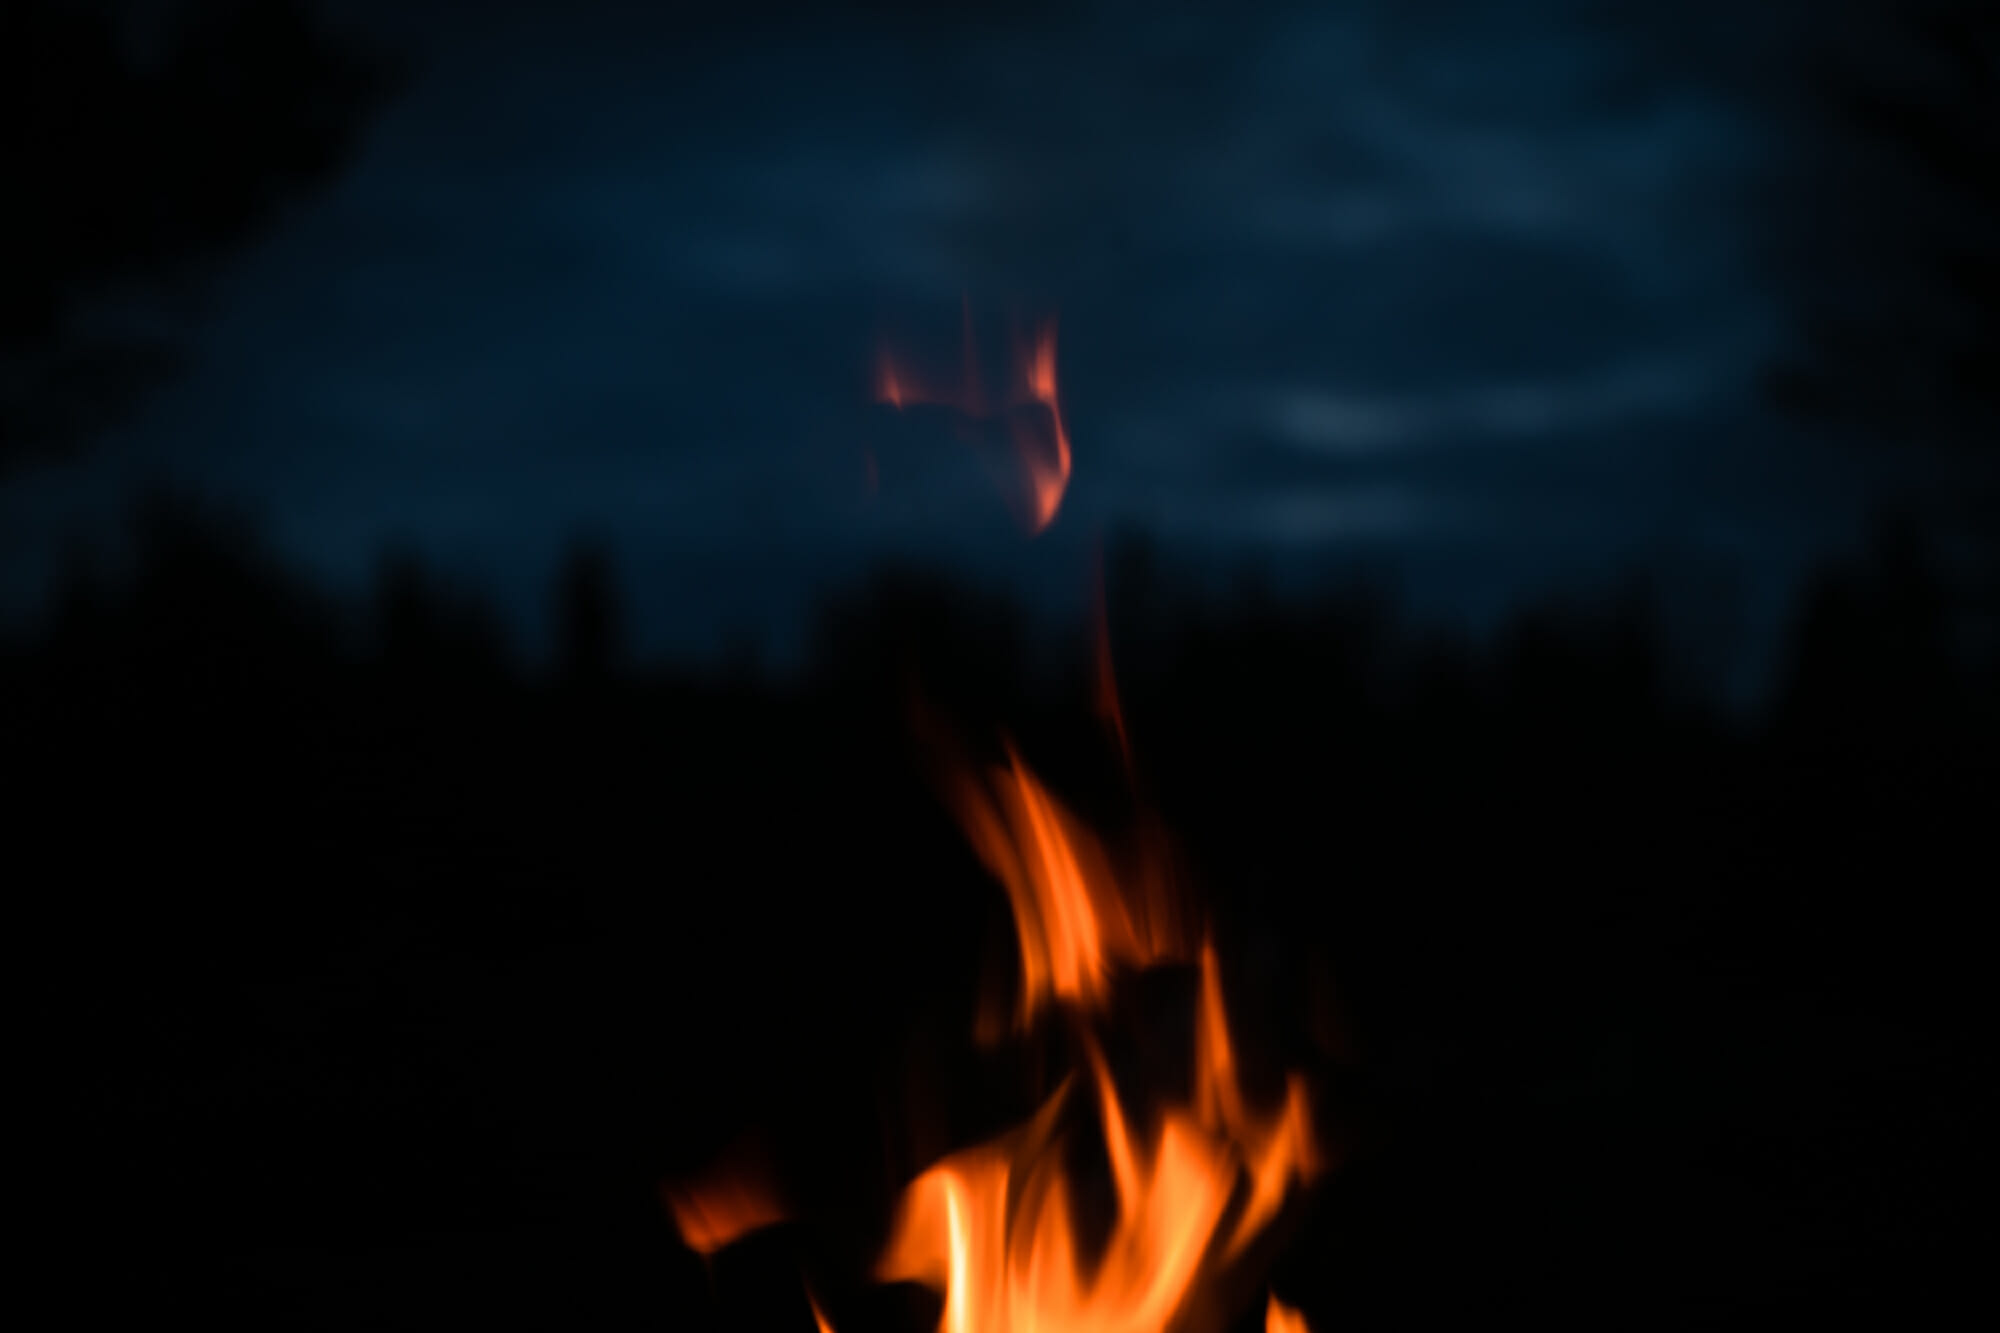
[374, 545, 510, 685]
[2, 0, 400, 475]
[1771, 2, 1998, 547]
[1754, 0, 2000, 687]
[5, 489, 1990, 1327]
[1760, 0, 1998, 459]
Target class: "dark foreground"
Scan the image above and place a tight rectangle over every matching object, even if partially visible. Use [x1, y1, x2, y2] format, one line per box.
[12, 504, 1994, 1328]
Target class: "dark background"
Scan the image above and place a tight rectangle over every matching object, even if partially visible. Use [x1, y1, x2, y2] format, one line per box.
[8, 1, 1996, 1327]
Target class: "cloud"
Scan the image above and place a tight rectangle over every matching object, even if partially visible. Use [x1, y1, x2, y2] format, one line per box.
[1253, 354, 1725, 456]
[1142, 483, 1442, 546]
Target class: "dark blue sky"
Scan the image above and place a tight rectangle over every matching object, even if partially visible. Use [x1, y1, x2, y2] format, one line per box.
[2, 0, 1901, 701]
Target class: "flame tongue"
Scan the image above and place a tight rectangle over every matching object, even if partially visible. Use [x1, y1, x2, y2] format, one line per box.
[875, 306, 1072, 535]
[1265, 1294, 1310, 1333]
[943, 741, 1187, 1031]
[1013, 319, 1070, 534]
[664, 1136, 789, 1257]
[877, 1052, 1242, 1333]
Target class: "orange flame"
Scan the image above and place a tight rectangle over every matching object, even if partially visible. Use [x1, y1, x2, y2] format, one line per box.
[668, 737, 1323, 1333]
[1013, 319, 1072, 534]
[808, 1290, 839, 1333]
[874, 305, 1073, 535]
[1266, 1293, 1311, 1333]
[662, 1139, 789, 1256]
[941, 741, 1189, 1031]
[878, 745, 1321, 1333]
[879, 1006, 1318, 1333]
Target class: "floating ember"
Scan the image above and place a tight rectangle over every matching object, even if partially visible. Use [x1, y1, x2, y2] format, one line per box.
[873, 297, 1073, 535]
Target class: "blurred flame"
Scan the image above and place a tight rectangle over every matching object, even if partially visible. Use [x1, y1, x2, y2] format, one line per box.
[1266, 1293, 1310, 1333]
[876, 353, 912, 410]
[663, 1144, 789, 1256]
[1093, 544, 1132, 775]
[874, 305, 1072, 535]
[941, 741, 1189, 1031]
[1012, 320, 1072, 534]
[1194, 940, 1321, 1261]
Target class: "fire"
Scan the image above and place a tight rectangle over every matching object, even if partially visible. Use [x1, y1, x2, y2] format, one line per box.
[1013, 320, 1072, 533]
[877, 747, 1320, 1333]
[1266, 1294, 1310, 1333]
[873, 302, 1073, 535]
[666, 311, 1324, 1333]
[662, 1137, 788, 1257]
[666, 726, 1324, 1333]
[939, 739, 1190, 1031]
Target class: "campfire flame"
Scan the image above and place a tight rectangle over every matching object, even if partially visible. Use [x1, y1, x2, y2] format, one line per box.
[873, 301, 1073, 535]
[669, 722, 1323, 1333]
[876, 741, 1320, 1333]
[939, 739, 1190, 1033]
[1265, 1294, 1310, 1333]
[668, 321, 1323, 1333]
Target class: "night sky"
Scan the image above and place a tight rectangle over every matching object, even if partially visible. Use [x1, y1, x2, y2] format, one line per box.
[0, 0, 1906, 698]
